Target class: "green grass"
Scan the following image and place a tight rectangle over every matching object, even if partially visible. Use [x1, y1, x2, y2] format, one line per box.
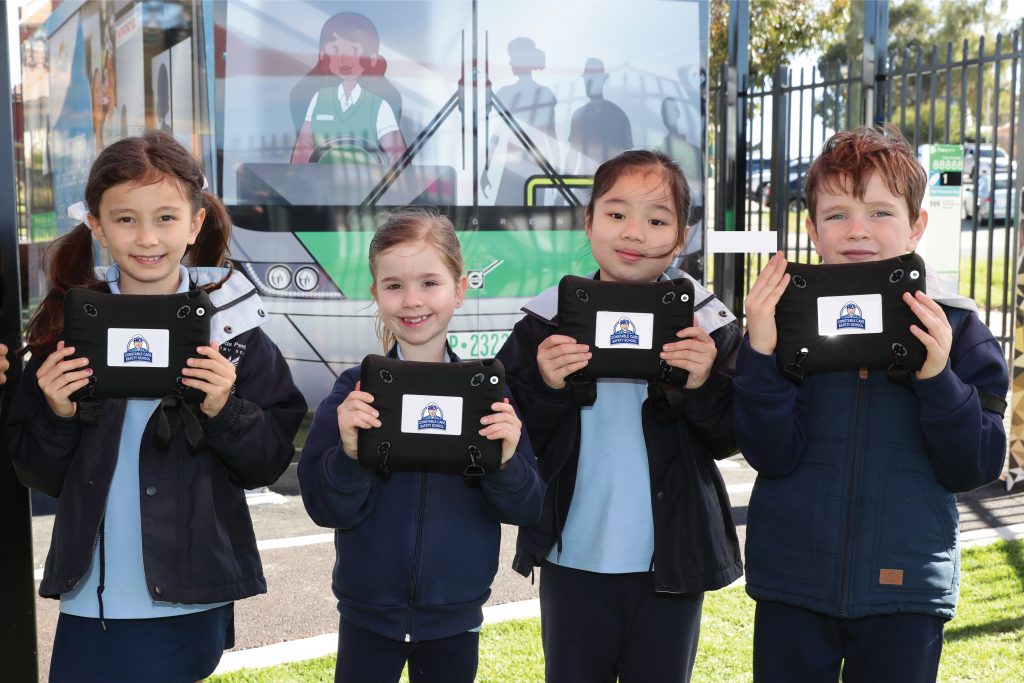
[209, 541, 1024, 682]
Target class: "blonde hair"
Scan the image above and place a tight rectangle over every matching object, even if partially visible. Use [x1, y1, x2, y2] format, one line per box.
[368, 208, 464, 352]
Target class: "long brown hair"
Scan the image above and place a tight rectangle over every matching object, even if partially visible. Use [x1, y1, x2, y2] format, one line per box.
[368, 208, 464, 352]
[23, 130, 233, 357]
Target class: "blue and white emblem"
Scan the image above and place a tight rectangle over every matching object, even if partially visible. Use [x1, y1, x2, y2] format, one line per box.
[123, 335, 154, 363]
[836, 301, 867, 331]
[609, 317, 641, 346]
[417, 403, 447, 431]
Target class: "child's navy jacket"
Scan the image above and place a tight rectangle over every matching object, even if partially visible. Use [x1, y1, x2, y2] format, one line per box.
[496, 270, 743, 594]
[298, 347, 544, 643]
[7, 268, 307, 605]
[733, 276, 1008, 620]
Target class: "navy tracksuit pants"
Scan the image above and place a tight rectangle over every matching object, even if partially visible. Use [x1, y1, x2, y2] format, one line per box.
[540, 560, 704, 683]
[753, 599, 945, 683]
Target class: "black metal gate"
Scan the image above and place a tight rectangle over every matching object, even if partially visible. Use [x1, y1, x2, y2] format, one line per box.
[715, 13, 1024, 360]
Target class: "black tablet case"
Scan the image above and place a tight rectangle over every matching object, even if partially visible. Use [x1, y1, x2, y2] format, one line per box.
[63, 288, 212, 401]
[774, 252, 927, 381]
[357, 354, 506, 477]
[557, 275, 696, 380]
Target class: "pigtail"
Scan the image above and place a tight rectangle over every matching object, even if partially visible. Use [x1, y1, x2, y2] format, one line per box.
[22, 223, 103, 357]
[374, 311, 397, 354]
[186, 190, 234, 292]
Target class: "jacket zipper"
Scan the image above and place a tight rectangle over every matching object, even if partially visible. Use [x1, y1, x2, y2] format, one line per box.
[404, 467, 430, 642]
[838, 369, 868, 616]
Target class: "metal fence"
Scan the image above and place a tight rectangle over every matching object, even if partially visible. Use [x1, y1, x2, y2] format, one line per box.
[717, 27, 1024, 359]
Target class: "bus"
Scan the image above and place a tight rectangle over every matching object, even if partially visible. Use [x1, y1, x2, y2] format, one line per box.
[16, 0, 710, 408]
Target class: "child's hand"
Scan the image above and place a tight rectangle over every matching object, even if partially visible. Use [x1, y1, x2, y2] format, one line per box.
[182, 343, 237, 418]
[0, 343, 9, 385]
[336, 381, 379, 459]
[36, 341, 91, 417]
[745, 251, 790, 355]
[903, 291, 953, 380]
[480, 398, 522, 465]
[537, 334, 592, 390]
[661, 326, 718, 389]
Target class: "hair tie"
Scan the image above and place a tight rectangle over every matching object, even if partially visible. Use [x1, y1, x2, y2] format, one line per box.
[201, 175, 209, 190]
[68, 201, 89, 222]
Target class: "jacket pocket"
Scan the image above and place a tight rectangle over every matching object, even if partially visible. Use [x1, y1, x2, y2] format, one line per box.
[746, 463, 832, 584]
[869, 470, 956, 596]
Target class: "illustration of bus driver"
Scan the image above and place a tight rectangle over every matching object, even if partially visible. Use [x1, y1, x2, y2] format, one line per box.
[291, 12, 407, 166]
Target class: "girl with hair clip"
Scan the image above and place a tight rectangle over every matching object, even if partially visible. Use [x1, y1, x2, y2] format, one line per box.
[495, 149, 743, 682]
[298, 208, 544, 683]
[7, 130, 307, 682]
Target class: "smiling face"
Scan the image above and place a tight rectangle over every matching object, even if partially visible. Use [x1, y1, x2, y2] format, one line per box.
[806, 171, 927, 264]
[370, 240, 467, 362]
[88, 176, 203, 295]
[586, 170, 685, 283]
[321, 34, 367, 82]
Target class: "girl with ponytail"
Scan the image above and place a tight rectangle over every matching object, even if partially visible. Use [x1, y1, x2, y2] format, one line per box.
[8, 130, 306, 681]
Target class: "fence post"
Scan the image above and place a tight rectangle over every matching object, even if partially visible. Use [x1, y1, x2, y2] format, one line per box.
[769, 65, 790, 248]
[0, 6, 39, 681]
[862, 0, 890, 125]
[712, 0, 750, 315]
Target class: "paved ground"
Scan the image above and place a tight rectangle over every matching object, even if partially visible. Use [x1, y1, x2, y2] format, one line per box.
[26, 451, 1024, 678]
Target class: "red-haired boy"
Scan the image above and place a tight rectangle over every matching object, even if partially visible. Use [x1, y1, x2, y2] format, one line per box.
[734, 126, 1008, 682]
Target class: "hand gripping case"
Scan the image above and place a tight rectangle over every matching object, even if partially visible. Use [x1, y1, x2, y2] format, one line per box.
[557, 275, 695, 380]
[357, 354, 506, 479]
[774, 252, 927, 383]
[63, 288, 212, 401]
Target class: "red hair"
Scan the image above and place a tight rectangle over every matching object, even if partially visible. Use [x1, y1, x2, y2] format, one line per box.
[805, 125, 927, 225]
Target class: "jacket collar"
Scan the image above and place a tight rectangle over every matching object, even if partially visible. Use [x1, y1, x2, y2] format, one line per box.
[97, 265, 270, 344]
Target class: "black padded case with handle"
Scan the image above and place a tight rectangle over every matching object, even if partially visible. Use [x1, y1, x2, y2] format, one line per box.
[357, 354, 506, 477]
[557, 275, 695, 380]
[774, 252, 927, 382]
[63, 288, 212, 401]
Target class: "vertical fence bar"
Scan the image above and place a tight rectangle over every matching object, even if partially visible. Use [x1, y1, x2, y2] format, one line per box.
[971, 37, 986, 302]
[944, 41, 953, 142]
[771, 65, 790, 251]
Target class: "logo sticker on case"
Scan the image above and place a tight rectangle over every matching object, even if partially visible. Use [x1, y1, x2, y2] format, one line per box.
[594, 311, 654, 350]
[107, 328, 170, 367]
[401, 394, 463, 436]
[816, 294, 883, 336]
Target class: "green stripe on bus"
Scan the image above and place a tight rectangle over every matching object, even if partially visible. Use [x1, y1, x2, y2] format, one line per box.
[296, 231, 597, 299]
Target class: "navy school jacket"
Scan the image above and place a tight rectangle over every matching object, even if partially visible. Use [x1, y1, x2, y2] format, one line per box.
[496, 269, 744, 594]
[297, 346, 544, 643]
[733, 275, 1008, 619]
[7, 268, 307, 604]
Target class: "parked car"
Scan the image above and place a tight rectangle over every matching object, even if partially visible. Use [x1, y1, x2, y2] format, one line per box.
[962, 172, 1012, 223]
[759, 158, 813, 208]
[963, 144, 1013, 178]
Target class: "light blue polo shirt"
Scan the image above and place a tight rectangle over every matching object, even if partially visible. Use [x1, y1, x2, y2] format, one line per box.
[546, 378, 655, 573]
[61, 265, 228, 618]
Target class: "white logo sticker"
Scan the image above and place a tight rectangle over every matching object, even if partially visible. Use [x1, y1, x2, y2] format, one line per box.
[593, 311, 654, 350]
[816, 294, 884, 336]
[107, 328, 170, 367]
[401, 394, 464, 436]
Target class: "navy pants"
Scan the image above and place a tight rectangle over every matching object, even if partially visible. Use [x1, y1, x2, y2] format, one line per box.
[540, 561, 704, 683]
[335, 617, 479, 683]
[49, 603, 234, 683]
[753, 600, 945, 683]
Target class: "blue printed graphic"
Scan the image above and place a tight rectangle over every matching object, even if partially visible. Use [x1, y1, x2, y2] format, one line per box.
[609, 317, 641, 346]
[417, 403, 447, 431]
[123, 335, 154, 363]
[836, 302, 867, 330]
